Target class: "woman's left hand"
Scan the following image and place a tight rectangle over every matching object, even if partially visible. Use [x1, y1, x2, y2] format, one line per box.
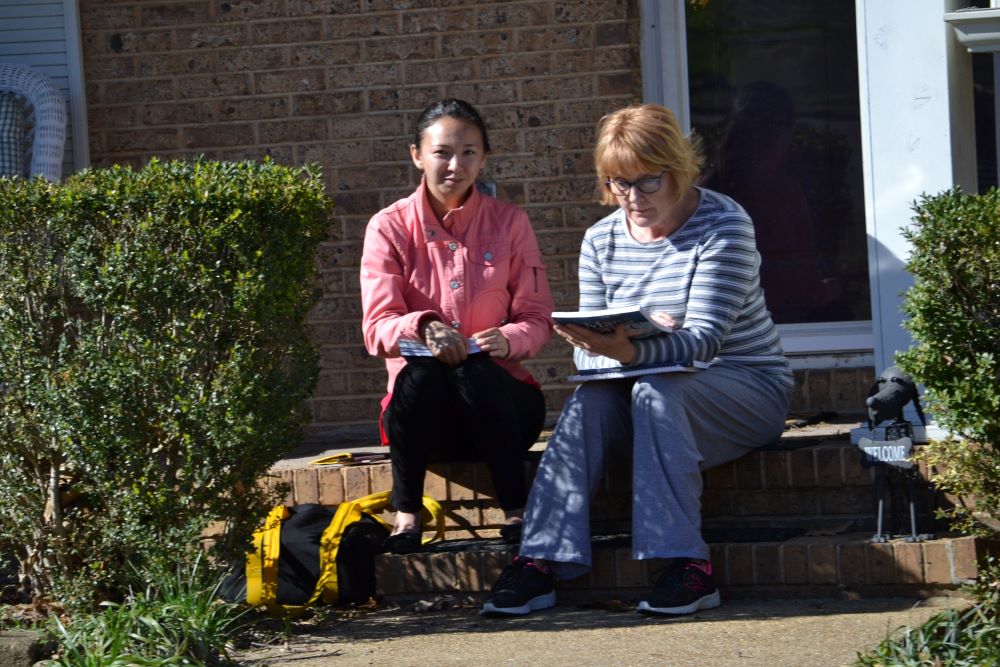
[555, 323, 636, 364]
[472, 327, 510, 358]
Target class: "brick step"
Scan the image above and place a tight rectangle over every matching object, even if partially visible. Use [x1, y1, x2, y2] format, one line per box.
[374, 533, 995, 605]
[266, 419, 946, 541]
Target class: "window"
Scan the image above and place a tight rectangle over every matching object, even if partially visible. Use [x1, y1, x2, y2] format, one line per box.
[973, 52, 998, 193]
[686, 1, 869, 325]
[0, 0, 89, 175]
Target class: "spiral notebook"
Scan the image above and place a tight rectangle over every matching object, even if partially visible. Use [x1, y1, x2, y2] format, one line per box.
[567, 359, 709, 382]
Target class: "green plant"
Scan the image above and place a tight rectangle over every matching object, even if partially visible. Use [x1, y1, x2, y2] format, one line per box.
[855, 604, 1000, 667]
[965, 557, 1000, 614]
[0, 158, 331, 604]
[856, 559, 1000, 666]
[40, 557, 251, 666]
[898, 187, 1000, 535]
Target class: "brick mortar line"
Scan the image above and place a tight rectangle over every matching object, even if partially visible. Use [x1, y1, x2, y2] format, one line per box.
[91, 121, 614, 138]
[82, 48, 634, 64]
[87, 90, 637, 113]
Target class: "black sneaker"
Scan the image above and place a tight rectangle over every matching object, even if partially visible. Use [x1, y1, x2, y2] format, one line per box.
[637, 558, 721, 615]
[499, 522, 523, 545]
[480, 557, 556, 616]
[383, 531, 421, 555]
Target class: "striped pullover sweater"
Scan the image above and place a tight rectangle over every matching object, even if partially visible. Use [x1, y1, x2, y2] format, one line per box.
[577, 187, 793, 389]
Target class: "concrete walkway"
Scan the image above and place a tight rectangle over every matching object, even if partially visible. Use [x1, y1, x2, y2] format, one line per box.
[235, 596, 968, 667]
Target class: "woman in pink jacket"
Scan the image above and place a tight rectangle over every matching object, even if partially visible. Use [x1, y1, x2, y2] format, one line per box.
[360, 99, 554, 554]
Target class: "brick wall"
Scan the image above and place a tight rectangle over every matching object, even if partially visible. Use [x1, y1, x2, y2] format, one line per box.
[79, 0, 643, 439]
[78, 0, 869, 441]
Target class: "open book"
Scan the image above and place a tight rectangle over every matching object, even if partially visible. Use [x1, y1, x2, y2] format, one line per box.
[552, 304, 676, 340]
[568, 347, 709, 382]
[398, 338, 482, 357]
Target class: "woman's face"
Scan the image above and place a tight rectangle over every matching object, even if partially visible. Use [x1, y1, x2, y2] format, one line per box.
[608, 169, 683, 238]
[411, 116, 487, 213]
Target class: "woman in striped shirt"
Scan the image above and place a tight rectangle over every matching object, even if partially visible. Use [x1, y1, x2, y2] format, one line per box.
[482, 104, 793, 617]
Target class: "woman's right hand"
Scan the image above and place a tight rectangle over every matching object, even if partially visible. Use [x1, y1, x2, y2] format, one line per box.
[422, 320, 469, 366]
[554, 323, 636, 364]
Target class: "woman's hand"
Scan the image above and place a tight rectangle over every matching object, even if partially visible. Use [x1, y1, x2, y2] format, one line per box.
[554, 323, 636, 364]
[472, 327, 510, 358]
[647, 310, 677, 331]
[422, 320, 468, 366]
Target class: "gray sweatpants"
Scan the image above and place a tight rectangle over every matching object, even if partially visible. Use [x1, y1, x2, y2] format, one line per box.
[520, 364, 792, 580]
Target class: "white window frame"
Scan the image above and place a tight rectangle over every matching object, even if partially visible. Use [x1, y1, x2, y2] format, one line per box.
[639, 0, 874, 357]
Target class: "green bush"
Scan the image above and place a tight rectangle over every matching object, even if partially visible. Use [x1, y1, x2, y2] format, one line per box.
[898, 187, 1000, 535]
[0, 159, 331, 604]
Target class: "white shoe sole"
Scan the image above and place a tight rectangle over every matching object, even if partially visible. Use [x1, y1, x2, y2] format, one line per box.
[480, 590, 557, 616]
[637, 590, 721, 616]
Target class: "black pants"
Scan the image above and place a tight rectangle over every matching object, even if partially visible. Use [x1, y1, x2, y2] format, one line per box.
[383, 353, 546, 513]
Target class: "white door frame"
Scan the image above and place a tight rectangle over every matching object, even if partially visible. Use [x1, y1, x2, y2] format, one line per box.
[64, 0, 90, 169]
[854, 0, 975, 374]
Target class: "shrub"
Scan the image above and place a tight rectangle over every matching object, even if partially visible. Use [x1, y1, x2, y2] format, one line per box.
[898, 187, 1000, 535]
[0, 159, 331, 604]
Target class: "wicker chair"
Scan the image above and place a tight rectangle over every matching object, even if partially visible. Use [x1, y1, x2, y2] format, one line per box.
[0, 63, 66, 181]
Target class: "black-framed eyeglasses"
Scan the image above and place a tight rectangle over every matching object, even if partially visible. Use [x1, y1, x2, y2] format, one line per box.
[604, 171, 668, 196]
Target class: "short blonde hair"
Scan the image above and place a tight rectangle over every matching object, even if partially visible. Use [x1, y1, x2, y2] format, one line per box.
[593, 104, 704, 206]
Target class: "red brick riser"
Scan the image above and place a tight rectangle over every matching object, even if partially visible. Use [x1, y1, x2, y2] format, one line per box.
[375, 535, 997, 604]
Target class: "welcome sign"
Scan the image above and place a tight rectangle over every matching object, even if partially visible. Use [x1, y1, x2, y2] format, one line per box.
[858, 436, 914, 469]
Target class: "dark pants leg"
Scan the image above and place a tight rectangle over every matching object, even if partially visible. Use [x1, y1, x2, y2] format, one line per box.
[383, 354, 545, 513]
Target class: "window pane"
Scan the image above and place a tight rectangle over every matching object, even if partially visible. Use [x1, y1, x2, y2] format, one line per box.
[687, 1, 870, 324]
[973, 52, 997, 193]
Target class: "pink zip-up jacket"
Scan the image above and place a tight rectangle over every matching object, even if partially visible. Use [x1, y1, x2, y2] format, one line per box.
[361, 179, 553, 394]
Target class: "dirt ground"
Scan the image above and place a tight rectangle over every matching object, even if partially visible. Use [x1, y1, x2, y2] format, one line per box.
[234, 595, 968, 667]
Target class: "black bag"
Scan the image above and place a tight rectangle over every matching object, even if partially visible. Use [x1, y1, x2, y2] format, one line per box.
[241, 492, 443, 614]
[272, 506, 390, 606]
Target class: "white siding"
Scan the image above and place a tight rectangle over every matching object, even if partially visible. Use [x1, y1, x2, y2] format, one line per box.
[0, 0, 89, 176]
[855, 0, 974, 424]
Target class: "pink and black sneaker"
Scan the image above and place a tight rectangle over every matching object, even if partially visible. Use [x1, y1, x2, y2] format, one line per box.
[637, 558, 721, 615]
[480, 556, 556, 616]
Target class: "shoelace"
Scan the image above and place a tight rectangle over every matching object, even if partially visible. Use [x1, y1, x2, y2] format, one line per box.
[492, 557, 533, 591]
[650, 559, 688, 588]
[681, 567, 713, 596]
[651, 559, 711, 594]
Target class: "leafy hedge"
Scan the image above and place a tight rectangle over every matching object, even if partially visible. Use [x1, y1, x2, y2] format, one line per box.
[899, 187, 1000, 534]
[0, 158, 331, 604]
